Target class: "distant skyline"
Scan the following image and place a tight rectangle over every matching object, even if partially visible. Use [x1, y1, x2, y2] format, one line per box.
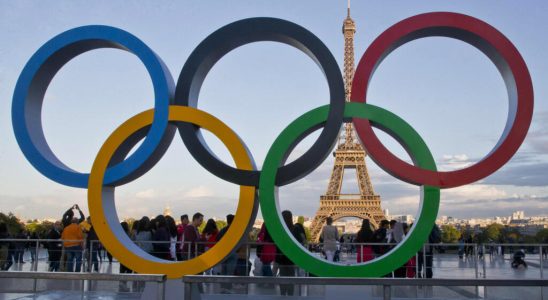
[1, 1, 547, 221]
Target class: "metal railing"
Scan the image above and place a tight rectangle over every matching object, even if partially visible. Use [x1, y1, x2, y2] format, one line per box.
[182, 275, 548, 300]
[1, 238, 545, 279]
[0, 271, 166, 299]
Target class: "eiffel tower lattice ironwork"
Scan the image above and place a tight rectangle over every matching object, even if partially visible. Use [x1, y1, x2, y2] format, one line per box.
[309, 3, 386, 242]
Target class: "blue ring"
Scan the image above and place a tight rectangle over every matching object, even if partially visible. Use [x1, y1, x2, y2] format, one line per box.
[12, 25, 174, 188]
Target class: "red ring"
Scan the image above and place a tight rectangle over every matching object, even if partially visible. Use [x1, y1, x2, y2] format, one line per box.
[351, 12, 533, 188]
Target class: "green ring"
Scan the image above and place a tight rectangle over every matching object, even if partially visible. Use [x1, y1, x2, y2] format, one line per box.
[259, 102, 440, 277]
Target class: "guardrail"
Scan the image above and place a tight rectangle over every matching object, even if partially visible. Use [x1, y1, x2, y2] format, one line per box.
[0, 271, 167, 299]
[182, 275, 548, 300]
[1, 238, 545, 279]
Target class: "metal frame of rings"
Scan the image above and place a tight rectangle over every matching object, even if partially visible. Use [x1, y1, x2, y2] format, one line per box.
[12, 13, 533, 279]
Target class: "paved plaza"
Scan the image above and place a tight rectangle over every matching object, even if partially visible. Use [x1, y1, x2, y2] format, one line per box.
[0, 249, 546, 299]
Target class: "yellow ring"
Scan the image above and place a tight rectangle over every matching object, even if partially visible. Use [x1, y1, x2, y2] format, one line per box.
[88, 106, 256, 279]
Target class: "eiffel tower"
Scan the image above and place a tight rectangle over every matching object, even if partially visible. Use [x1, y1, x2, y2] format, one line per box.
[309, 3, 386, 242]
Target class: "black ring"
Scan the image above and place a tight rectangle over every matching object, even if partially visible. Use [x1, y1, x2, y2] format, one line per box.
[175, 17, 345, 186]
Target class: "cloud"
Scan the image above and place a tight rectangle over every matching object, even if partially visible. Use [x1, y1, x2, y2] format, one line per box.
[135, 188, 156, 199]
[483, 162, 548, 187]
[0, 189, 88, 220]
[443, 184, 508, 201]
[525, 111, 548, 153]
[183, 185, 215, 198]
[438, 154, 473, 171]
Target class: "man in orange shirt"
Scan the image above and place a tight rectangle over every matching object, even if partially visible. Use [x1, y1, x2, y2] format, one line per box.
[61, 218, 84, 272]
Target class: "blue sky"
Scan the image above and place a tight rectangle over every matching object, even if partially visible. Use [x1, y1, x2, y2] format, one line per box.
[0, 1, 547, 221]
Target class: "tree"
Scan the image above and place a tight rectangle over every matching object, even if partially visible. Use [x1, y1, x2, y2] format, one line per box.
[441, 225, 461, 243]
[535, 229, 548, 243]
[124, 218, 136, 231]
[0, 212, 24, 235]
[502, 226, 521, 243]
[215, 220, 227, 231]
[482, 223, 504, 242]
[26, 220, 53, 238]
[304, 226, 311, 242]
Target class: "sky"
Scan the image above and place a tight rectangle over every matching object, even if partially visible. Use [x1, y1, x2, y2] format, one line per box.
[0, 1, 547, 222]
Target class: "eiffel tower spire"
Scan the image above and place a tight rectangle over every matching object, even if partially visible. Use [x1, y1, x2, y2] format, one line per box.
[339, 0, 360, 150]
[309, 3, 386, 242]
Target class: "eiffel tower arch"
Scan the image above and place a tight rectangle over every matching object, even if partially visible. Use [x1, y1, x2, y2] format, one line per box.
[309, 4, 386, 242]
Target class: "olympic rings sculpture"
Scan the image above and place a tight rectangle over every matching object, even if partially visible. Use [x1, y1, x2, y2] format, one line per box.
[12, 12, 533, 279]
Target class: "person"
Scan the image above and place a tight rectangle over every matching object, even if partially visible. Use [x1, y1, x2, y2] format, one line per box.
[293, 223, 307, 248]
[130, 219, 140, 240]
[386, 220, 397, 244]
[28, 230, 38, 263]
[176, 214, 189, 261]
[165, 216, 178, 260]
[458, 236, 465, 259]
[465, 235, 474, 258]
[356, 219, 374, 263]
[372, 220, 390, 257]
[85, 217, 99, 272]
[511, 249, 527, 269]
[418, 224, 441, 278]
[234, 231, 251, 277]
[276, 210, 304, 296]
[181, 213, 203, 260]
[217, 214, 237, 293]
[132, 217, 151, 292]
[390, 222, 406, 277]
[293, 222, 307, 276]
[0, 222, 13, 271]
[257, 223, 276, 277]
[61, 217, 84, 272]
[134, 216, 153, 254]
[201, 219, 218, 252]
[403, 223, 416, 278]
[152, 215, 171, 260]
[320, 217, 338, 262]
[14, 229, 27, 263]
[62, 204, 85, 227]
[46, 221, 63, 271]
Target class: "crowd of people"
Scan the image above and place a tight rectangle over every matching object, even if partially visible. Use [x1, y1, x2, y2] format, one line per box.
[0, 225, 38, 270]
[1, 205, 442, 286]
[318, 218, 441, 278]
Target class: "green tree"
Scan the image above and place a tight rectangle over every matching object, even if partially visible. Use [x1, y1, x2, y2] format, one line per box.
[124, 218, 136, 231]
[0, 212, 24, 235]
[535, 228, 548, 243]
[481, 223, 504, 242]
[304, 226, 311, 242]
[198, 221, 205, 233]
[25, 220, 53, 238]
[441, 225, 461, 243]
[215, 220, 227, 231]
[500, 226, 521, 243]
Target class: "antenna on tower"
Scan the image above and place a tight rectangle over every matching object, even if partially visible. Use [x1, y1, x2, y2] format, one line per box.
[347, 0, 351, 17]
